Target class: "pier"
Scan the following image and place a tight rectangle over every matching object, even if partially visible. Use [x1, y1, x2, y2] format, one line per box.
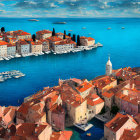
[74, 123, 93, 131]
[0, 70, 25, 82]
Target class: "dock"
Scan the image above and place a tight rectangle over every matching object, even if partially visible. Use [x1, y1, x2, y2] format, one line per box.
[74, 123, 93, 131]
[0, 70, 25, 82]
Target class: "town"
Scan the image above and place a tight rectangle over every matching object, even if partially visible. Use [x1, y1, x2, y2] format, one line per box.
[0, 56, 139, 140]
[0, 27, 103, 61]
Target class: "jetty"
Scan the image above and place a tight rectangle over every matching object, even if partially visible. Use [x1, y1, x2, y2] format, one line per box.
[0, 70, 25, 82]
[74, 123, 93, 131]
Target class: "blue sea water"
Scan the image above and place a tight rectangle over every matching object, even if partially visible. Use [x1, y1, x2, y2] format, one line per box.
[0, 18, 140, 140]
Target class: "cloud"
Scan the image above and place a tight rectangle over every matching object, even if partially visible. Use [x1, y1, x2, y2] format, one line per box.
[0, 10, 6, 13]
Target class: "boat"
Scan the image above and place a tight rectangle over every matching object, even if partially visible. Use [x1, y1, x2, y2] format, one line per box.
[28, 19, 39, 22]
[86, 133, 91, 136]
[15, 54, 21, 58]
[54, 52, 56, 55]
[68, 30, 73, 32]
[97, 42, 103, 47]
[0, 57, 4, 61]
[122, 27, 125, 29]
[88, 33, 92, 35]
[107, 27, 111, 30]
[3, 57, 9, 61]
[45, 51, 51, 54]
[82, 27, 86, 29]
[53, 22, 66, 24]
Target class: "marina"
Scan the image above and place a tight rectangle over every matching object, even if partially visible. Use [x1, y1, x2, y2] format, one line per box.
[0, 43, 103, 61]
[0, 70, 25, 82]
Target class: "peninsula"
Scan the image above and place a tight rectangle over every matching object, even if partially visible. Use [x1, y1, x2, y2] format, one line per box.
[0, 27, 102, 61]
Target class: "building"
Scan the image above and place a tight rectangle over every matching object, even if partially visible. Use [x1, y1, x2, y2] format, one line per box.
[48, 104, 65, 131]
[5, 30, 31, 40]
[80, 36, 95, 46]
[15, 122, 52, 140]
[104, 113, 138, 140]
[53, 39, 76, 52]
[0, 41, 7, 57]
[16, 40, 30, 55]
[55, 32, 71, 39]
[106, 56, 112, 76]
[7, 43, 16, 56]
[0, 36, 3, 41]
[36, 30, 52, 40]
[76, 80, 93, 98]
[46, 36, 62, 48]
[40, 39, 50, 52]
[30, 41, 43, 54]
[86, 94, 104, 120]
[91, 76, 117, 96]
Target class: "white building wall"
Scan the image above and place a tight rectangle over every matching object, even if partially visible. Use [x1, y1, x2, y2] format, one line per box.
[7, 46, 16, 56]
[54, 44, 74, 52]
[21, 44, 30, 54]
[0, 45, 7, 57]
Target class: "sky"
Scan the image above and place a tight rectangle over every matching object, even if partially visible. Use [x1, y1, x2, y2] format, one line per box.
[0, 0, 140, 18]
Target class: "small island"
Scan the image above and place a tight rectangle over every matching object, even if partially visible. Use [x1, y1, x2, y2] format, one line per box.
[0, 27, 103, 61]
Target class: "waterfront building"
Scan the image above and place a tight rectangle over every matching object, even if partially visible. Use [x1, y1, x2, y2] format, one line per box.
[106, 56, 112, 76]
[36, 30, 52, 40]
[76, 79, 93, 98]
[40, 39, 50, 52]
[61, 87, 87, 124]
[80, 36, 95, 46]
[7, 38, 18, 44]
[16, 40, 30, 55]
[7, 43, 16, 56]
[86, 94, 104, 120]
[46, 36, 62, 48]
[104, 113, 138, 140]
[0, 41, 7, 57]
[48, 104, 65, 131]
[30, 41, 43, 54]
[53, 39, 76, 53]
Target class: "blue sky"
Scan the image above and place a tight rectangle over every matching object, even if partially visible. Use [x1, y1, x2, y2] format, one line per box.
[0, 0, 140, 17]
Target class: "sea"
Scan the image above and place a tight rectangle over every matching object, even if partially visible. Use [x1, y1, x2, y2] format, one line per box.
[0, 17, 140, 140]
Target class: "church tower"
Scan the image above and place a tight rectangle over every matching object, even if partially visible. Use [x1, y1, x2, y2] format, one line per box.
[106, 56, 112, 76]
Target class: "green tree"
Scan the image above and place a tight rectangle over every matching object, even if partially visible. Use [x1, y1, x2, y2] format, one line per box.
[99, 106, 106, 115]
[68, 33, 71, 37]
[72, 34, 76, 42]
[77, 35, 80, 46]
[63, 34, 66, 39]
[1, 27, 5, 33]
[32, 34, 36, 42]
[64, 30, 66, 35]
[111, 106, 119, 115]
[52, 28, 55, 36]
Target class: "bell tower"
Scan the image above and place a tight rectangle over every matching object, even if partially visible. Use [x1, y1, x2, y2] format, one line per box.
[106, 55, 112, 76]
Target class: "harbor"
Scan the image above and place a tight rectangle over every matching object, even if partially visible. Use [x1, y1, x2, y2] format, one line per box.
[0, 42, 103, 61]
[0, 70, 25, 82]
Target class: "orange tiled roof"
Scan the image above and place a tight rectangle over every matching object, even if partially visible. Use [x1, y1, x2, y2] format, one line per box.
[102, 91, 114, 98]
[0, 41, 8, 45]
[50, 131, 73, 140]
[86, 94, 104, 106]
[105, 113, 137, 132]
[80, 36, 95, 41]
[47, 36, 62, 42]
[36, 30, 52, 35]
[76, 81, 93, 93]
[31, 41, 42, 45]
[55, 39, 76, 45]
[120, 126, 140, 140]
[7, 43, 16, 47]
